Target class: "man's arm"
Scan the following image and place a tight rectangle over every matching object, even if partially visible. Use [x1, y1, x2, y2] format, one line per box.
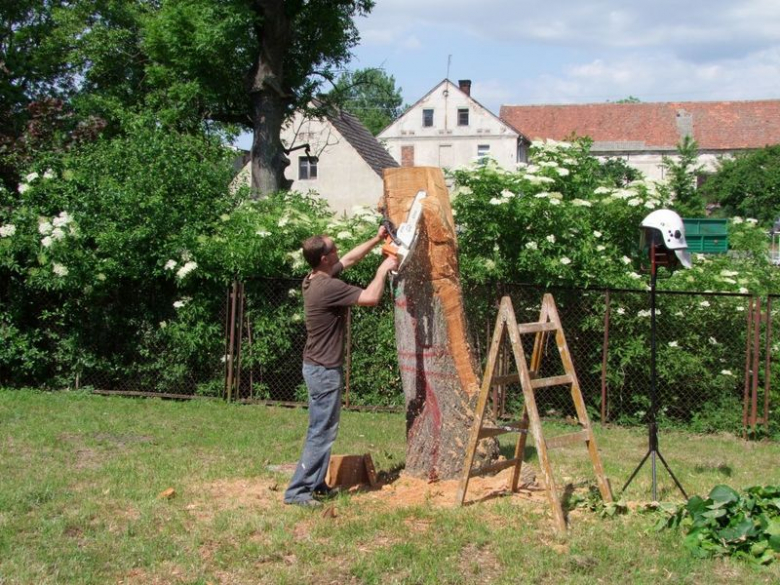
[356, 256, 397, 306]
[337, 226, 387, 272]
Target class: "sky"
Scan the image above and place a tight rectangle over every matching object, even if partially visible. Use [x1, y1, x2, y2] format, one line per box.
[347, 0, 780, 112]
[235, 1, 780, 149]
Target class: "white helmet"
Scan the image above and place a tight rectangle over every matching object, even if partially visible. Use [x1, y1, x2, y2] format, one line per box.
[641, 209, 692, 268]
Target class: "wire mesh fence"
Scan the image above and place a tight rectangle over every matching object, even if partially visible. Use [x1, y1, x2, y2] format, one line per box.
[79, 278, 778, 434]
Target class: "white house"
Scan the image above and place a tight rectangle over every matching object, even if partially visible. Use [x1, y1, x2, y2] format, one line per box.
[500, 100, 780, 182]
[236, 104, 398, 216]
[378, 79, 527, 171]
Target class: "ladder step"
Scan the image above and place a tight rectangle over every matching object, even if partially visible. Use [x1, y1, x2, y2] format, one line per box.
[530, 374, 573, 389]
[478, 422, 528, 439]
[545, 430, 590, 450]
[491, 373, 520, 385]
[469, 457, 519, 478]
[517, 322, 559, 334]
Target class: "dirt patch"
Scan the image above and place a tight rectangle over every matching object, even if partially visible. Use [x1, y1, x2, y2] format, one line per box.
[191, 465, 544, 518]
[355, 464, 543, 510]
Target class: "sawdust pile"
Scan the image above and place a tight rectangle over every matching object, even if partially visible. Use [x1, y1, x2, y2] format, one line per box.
[190, 465, 543, 516]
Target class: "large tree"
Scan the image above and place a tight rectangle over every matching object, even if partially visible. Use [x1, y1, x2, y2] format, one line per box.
[2, 0, 375, 195]
[102, 0, 375, 194]
[329, 67, 403, 135]
[701, 144, 780, 225]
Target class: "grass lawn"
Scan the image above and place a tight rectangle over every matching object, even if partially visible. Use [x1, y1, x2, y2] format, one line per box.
[1, 389, 779, 584]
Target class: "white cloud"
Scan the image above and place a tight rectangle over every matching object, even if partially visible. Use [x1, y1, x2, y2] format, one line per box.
[352, 1, 780, 112]
[520, 48, 780, 104]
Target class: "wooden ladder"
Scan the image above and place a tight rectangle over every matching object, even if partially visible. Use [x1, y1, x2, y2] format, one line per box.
[455, 294, 613, 532]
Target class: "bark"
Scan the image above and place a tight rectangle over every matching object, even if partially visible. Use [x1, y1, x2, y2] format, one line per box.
[382, 167, 499, 480]
[247, 0, 292, 195]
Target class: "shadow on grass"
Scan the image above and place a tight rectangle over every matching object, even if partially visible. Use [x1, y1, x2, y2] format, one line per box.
[499, 443, 537, 461]
[693, 463, 732, 477]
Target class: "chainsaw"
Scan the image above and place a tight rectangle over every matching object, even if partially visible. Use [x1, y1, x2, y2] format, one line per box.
[381, 189, 427, 272]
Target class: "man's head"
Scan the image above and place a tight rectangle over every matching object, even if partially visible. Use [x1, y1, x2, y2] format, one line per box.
[302, 235, 338, 269]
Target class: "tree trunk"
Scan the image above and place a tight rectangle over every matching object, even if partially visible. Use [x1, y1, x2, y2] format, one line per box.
[247, 0, 291, 196]
[382, 167, 499, 480]
[249, 90, 289, 194]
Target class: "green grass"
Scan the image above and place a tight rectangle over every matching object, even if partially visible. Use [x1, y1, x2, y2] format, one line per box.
[1, 389, 779, 584]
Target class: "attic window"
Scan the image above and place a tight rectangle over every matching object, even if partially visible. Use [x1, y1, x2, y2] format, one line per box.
[299, 156, 317, 180]
[422, 109, 434, 127]
[458, 108, 469, 126]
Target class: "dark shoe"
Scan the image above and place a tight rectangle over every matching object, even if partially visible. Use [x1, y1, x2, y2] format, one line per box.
[313, 486, 342, 500]
[285, 498, 322, 508]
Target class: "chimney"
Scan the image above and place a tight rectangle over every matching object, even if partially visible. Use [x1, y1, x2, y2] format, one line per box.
[458, 79, 472, 97]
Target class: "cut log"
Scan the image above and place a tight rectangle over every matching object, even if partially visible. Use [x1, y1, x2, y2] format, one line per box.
[382, 167, 499, 480]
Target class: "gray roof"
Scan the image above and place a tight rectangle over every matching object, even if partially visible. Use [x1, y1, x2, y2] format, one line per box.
[324, 108, 399, 177]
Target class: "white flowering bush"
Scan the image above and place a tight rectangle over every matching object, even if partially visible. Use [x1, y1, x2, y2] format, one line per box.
[450, 138, 780, 431]
[0, 125, 241, 389]
[451, 139, 670, 288]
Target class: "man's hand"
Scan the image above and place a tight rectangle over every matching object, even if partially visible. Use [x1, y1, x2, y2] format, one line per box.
[377, 224, 388, 241]
[380, 255, 398, 273]
[356, 254, 399, 306]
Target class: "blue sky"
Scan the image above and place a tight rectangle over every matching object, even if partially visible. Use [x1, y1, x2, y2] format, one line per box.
[350, 0, 780, 112]
[235, 1, 780, 148]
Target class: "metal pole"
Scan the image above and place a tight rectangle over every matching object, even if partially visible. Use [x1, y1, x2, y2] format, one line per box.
[601, 289, 611, 424]
[742, 298, 753, 438]
[225, 281, 239, 402]
[344, 307, 352, 408]
[764, 297, 772, 426]
[751, 297, 761, 434]
[649, 247, 658, 501]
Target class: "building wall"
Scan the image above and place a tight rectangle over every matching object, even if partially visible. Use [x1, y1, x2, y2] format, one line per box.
[235, 113, 388, 216]
[379, 80, 520, 171]
[592, 150, 722, 181]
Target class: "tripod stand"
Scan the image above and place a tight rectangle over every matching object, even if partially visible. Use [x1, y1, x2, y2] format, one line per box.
[621, 241, 688, 501]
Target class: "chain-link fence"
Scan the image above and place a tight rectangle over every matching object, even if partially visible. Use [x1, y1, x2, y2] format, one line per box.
[80, 278, 777, 434]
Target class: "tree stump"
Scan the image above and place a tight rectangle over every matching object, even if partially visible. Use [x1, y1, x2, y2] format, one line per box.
[382, 167, 499, 480]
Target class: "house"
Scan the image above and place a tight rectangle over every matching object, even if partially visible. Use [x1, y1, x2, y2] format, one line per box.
[378, 79, 528, 171]
[236, 104, 398, 216]
[499, 100, 780, 181]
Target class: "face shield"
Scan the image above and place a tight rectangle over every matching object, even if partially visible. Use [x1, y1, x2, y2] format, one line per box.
[640, 210, 692, 269]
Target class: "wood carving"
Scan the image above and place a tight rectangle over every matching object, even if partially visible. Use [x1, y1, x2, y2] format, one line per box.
[382, 167, 499, 480]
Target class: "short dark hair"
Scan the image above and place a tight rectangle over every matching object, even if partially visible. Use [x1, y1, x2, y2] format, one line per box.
[302, 235, 329, 268]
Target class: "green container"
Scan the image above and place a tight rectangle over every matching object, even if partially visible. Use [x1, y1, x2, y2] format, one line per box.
[683, 218, 729, 254]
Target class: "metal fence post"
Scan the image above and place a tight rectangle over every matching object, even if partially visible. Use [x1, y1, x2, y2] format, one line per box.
[600, 289, 611, 424]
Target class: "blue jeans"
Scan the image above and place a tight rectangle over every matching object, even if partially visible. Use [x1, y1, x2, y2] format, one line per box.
[284, 363, 343, 503]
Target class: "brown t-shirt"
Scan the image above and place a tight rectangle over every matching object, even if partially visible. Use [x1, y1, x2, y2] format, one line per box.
[302, 264, 362, 367]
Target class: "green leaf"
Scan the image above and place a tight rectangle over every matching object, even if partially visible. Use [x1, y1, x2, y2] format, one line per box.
[770, 534, 780, 553]
[765, 519, 780, 536]
[709, 485, 740, 505]
[718, 517, 754, 542]
[686, 495, 707, 515]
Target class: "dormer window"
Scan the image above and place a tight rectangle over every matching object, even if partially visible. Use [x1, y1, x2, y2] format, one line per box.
[422, 109, 434, 127]
[458, 108, 469, 126]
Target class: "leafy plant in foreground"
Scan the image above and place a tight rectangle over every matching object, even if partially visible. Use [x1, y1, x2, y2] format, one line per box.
[658, 484, 780, 564]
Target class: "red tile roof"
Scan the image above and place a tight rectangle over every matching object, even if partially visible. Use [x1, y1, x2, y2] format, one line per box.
[499, 100, 780, 151]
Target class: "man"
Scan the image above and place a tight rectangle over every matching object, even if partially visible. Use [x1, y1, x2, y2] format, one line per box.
[284, 227, 397, 507]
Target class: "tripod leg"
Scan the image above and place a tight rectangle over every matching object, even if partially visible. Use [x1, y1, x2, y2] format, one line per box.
[621, 448, 652, 493]
[655, 449, 688, 500]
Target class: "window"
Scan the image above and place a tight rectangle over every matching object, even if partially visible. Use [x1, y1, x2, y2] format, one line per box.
[401, 145, 415, 167]
[477, 144, 490, 164]
[299, 156, 317, 180]
[458, 108, 469, 126]
[422, 109, 434, 127]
